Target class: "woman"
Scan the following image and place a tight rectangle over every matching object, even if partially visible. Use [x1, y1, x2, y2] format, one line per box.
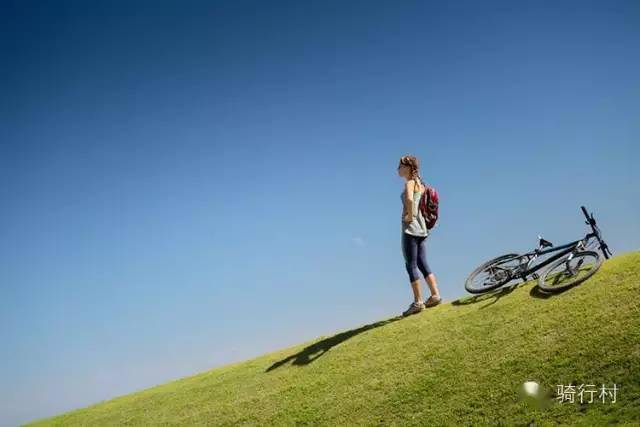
[397, 155, 441, 317]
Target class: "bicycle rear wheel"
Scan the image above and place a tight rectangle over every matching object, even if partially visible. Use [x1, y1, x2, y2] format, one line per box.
[465, 253, 522, 294]
[538, 251, 602, 293]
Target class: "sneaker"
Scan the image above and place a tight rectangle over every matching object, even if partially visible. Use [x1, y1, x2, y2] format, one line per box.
[402, 301, 425, 317]
[424, 295, 442, 308]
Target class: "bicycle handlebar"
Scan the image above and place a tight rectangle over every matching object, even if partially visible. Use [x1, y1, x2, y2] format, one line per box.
[581, 205, 589, 220]
[581, 205, 595, 226]
[580, 205, 612, 259]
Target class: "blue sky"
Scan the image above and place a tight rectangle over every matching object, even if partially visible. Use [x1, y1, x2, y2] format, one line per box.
[1, 1, 639, 425]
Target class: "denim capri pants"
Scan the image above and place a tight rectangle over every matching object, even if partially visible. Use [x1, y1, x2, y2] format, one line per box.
[401, 232, 432, 282]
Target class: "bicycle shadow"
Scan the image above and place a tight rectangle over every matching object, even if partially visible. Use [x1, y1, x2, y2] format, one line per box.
[451, 282, 522, 309]
[452, 280, 577, 304]
[265, 316, 402, 372]
[529, 283, 575, 299]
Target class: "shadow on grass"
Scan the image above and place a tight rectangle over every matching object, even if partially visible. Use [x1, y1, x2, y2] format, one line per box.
[529, 283, 576, 298]
[266, 316, 402, 372]
[451, 282, 522, 309]
[451, 280, 577, 304]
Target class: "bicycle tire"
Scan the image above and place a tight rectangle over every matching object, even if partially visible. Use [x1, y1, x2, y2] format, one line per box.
[465, 253, 521, 294]
[538, 250, 602, 293]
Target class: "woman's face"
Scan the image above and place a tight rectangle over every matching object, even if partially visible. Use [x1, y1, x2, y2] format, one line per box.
[397, 163, 409, 178]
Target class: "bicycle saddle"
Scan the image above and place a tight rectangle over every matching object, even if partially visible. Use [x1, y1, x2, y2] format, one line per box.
[538, 235, 554, 248]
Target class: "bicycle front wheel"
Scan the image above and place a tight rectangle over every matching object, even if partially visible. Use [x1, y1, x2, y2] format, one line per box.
[538, 251, 602, 293]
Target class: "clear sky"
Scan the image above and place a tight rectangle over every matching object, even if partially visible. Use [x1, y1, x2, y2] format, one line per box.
[1, 1, 639, 425]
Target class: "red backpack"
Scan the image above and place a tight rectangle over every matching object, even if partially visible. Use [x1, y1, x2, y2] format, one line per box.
[419, 184, 439, 230]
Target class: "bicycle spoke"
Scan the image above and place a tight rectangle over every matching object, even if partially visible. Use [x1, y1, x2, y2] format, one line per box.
[541, 253, 599, 290]
[467, 257, 521, 291]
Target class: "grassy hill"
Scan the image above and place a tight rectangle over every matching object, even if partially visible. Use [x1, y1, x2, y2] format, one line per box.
[27, 252, 640, 426]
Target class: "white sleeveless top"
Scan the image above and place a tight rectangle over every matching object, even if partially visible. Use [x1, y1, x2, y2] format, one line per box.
[401, 185, 429, 237]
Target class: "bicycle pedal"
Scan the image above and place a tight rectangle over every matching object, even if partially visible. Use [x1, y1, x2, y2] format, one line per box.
[532, 273, 539, 280]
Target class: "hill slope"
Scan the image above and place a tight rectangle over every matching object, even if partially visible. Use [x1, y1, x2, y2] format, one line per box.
[27, 252, 640, 426]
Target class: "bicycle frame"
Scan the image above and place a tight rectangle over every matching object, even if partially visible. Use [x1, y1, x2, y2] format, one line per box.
[513, 232, 599, 281]
[514, 237, 584, 281]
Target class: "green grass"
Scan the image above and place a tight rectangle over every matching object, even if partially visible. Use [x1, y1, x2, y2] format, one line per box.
[27, 252, 640, 426]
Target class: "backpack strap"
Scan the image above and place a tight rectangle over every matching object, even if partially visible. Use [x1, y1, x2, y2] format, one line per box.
[417, 174, 427, 192]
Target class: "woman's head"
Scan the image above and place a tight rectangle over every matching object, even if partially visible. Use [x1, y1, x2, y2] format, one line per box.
[397, 155, 420, 181]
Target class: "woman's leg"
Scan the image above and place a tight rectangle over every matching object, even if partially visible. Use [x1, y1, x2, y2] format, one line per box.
[402, 233, 423, 303]
[417, 236, 440, 298]
[426, 273, 440, 298]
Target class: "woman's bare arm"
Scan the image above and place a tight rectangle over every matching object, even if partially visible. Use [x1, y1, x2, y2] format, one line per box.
[403, 180, 415, 223]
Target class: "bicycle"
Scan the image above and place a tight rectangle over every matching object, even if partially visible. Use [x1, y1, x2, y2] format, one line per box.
[465, 206, 612, 294]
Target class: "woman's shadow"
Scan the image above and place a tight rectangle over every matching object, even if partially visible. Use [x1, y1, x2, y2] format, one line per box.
[266, 316, 402, 372]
